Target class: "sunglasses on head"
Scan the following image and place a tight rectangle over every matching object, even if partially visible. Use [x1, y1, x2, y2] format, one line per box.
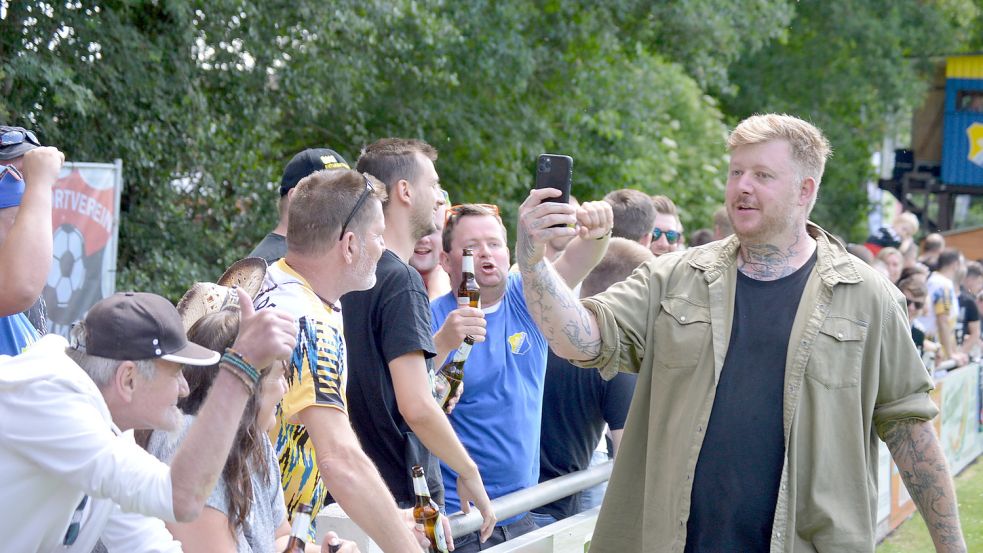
[445, 203, 500, 225]
[0, 164, 24, 182]
[652, 227, 681, 244]
[906, 298, 924, 310]
[339, 174, 374, 241]
[0, 129, 40, 148]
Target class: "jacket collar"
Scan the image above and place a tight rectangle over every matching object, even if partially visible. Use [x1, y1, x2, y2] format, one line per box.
[688, 221, 863, 286]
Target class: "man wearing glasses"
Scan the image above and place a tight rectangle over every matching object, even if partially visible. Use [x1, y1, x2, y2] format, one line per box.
[253, 168, 428, 551]
[649, 194, 683, 256]
[0, 125, 63, 354]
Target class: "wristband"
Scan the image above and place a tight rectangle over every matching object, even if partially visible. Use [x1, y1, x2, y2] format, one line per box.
[222, 348, 261, 385]
[219, 361, 256, 392]
[595, 230, 612, 241]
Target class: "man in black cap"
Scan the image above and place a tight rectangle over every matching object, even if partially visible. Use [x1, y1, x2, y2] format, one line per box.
[0, 290, 297, 552]
[0, 124, 64, 353]
[249, 148, 349, 264]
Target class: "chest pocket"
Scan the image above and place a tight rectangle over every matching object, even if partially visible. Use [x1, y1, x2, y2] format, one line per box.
[805, 316, 866, 389]
[654, 297, 711, 370]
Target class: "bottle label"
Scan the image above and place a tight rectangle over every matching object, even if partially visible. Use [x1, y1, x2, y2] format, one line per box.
[453, 341, 473, 362]
[457, 295, 469, 308]
[290, 512, 311, 539]
[462, 254, 474, 275]
[433, 512, 449, 553]
[413, 475, 431, 498]
[433, 371, 451, 405]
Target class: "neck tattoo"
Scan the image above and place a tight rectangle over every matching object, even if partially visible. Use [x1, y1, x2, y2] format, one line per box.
[738, 230, 807, 281]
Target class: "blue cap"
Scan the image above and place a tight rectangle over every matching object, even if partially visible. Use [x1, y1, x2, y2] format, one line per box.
[0, 165, 25, 209]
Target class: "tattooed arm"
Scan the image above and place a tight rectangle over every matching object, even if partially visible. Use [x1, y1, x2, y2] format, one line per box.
[883, 419, 966, 552]
[516, 188, 606, 361]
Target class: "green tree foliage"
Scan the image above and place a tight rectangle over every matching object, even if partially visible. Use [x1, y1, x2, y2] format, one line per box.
[1, 1, 979, 297]
[722, 0, 971, 241]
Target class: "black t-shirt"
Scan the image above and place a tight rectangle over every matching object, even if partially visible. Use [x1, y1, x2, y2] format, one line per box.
[341, 250, 441, 507]
[956, 289, 980, 346]
[248, 232, 287, 264]
[534, 350, 637, 519]
[684, 252, 816, 553]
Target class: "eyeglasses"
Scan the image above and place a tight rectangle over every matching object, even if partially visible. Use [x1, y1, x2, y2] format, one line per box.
[0, 129, 40, 148]
[445, 203, 500, 226]
[906, 298, 924, 310]
[339, 174, 374, 240]
[652, 227, 681, 244]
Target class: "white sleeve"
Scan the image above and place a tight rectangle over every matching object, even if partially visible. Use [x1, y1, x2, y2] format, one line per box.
[98, 504, 183, 553]
[0, 374, 176, 521]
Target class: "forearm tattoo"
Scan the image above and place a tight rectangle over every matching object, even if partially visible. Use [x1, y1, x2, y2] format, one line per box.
[883, 419, 966, 552]
[521, 257, 601, 359]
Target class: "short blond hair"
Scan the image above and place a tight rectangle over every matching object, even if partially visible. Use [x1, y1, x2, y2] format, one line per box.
[287, 169, 387, 256]
[728, 114, 832, 189]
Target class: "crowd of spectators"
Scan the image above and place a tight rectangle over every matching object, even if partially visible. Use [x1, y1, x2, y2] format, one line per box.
[0, 114, 978, 553]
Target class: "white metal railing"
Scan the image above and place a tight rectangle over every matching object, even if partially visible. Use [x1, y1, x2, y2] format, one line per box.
[449, 461, 612, 537]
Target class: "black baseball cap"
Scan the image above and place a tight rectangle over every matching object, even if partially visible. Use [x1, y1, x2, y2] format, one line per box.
[0, 125, 41, 161]
[81, 292, 219, 365]
[279, 148, 349, 196]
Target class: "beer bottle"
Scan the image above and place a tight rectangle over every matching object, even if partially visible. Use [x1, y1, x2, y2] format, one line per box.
[281, 503, 313, 553]
[458, 247, 480, 309]
[412, 465, 449, 553]
[434, 336, 473, 409]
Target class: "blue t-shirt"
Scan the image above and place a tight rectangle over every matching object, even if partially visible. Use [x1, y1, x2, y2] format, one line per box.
[430, 272, 548, 524]
[0, 313, 39, 356]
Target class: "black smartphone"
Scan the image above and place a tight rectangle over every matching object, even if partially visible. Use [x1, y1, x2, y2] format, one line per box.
[535, 154, 573, 204]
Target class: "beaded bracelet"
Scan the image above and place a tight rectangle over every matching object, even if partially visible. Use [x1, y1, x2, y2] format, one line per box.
[222, 348, 261, 386]
[219, 361, 255, 392]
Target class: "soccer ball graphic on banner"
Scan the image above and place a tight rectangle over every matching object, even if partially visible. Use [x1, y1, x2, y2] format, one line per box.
[47, 224, 87, 309]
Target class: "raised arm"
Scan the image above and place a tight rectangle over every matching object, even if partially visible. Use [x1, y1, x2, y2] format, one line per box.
[0, 147, 61, 315]
[882, 418, 966, 552]
[169, 289, 297, 522]
[515, 188, 608, 361]
[552, 200, 613, 288]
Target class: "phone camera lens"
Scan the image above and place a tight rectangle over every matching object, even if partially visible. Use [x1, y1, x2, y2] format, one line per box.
[539, 159, 551, 172]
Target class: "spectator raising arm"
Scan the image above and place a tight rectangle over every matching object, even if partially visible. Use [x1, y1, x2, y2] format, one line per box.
[0, 147, 61, 315]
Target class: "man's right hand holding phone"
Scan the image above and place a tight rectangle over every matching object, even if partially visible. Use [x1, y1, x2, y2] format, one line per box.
[516, 187, 579, 270]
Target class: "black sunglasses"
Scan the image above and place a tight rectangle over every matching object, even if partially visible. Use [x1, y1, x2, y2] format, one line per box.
[0, 129, 40, 148]
[652, 227, 681, 244]
[339, 175, 374, 240]
[906, 298, 924, 310]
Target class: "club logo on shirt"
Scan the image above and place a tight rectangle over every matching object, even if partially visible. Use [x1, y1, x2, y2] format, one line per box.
[508, 331, 530, 355]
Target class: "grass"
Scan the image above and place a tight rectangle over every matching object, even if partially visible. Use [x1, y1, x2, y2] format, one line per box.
[877, 460, 983, 552]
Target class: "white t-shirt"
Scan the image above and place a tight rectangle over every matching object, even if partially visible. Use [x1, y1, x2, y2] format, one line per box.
[915, 272, 958, 341]
[0, 335, 175, 552]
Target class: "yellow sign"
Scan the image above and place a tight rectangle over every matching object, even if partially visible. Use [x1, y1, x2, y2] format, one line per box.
[968, 122, 983, 168]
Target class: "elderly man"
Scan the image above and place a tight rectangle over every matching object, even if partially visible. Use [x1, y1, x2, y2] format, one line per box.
[516, 114, 964, 552]
[0, 290, 296, 552]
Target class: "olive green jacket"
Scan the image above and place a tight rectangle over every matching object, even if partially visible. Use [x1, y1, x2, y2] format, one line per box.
[576, 223, 937, 553]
